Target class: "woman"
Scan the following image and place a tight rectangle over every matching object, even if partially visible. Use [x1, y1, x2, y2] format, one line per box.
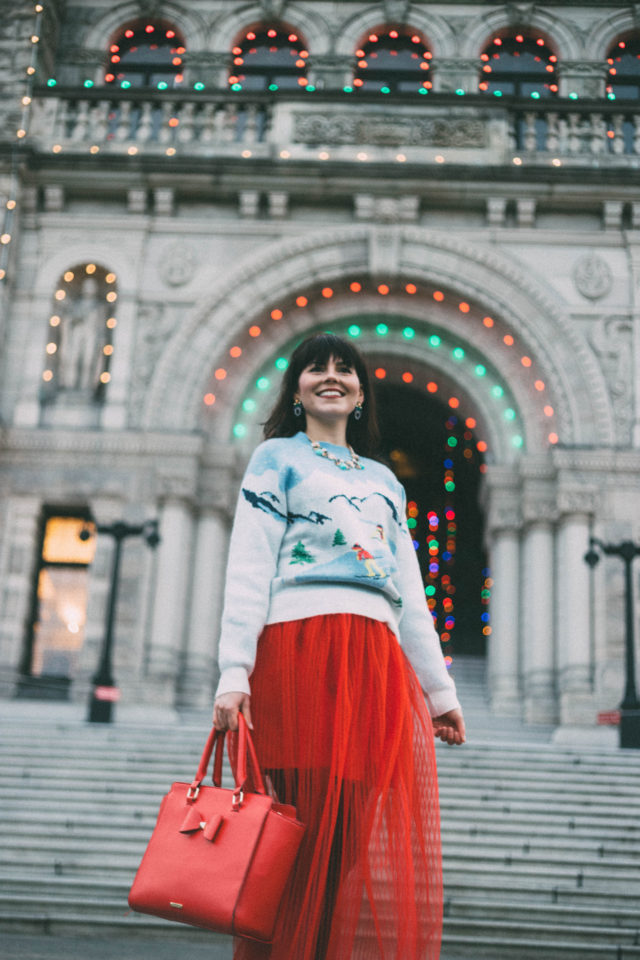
[214, 333, 465, 960]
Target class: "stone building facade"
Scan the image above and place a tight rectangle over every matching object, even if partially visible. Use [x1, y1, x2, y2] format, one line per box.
[0, 0, 639, 727]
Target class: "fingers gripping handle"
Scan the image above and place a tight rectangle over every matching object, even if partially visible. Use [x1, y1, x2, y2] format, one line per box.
[187, 715, 265, 801]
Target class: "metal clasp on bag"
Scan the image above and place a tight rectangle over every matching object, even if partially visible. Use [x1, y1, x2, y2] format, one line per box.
[232, 789, 244, 811]
[186, 785, 200, 801]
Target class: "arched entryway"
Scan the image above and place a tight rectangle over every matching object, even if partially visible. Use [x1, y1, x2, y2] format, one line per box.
[375, 381, 487, 660]
[143, 227, 615, 725]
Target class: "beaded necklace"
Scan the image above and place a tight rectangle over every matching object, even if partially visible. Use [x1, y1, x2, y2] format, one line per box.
[306, 435, 364, 471]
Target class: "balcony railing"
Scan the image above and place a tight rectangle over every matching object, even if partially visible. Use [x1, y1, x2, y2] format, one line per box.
[26, 87, 640, 166]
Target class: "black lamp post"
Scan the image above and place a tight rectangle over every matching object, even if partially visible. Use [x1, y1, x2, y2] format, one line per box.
[584, 536, 640, 749]
[80, 519, 160, 723]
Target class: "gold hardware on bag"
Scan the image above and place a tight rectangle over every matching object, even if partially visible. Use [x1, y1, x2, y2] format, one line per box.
[186, 786, 200, 800]
[170, 902, 183, 909]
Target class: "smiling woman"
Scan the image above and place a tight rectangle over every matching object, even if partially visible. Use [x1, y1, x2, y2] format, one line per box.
[293, 355, 364, 446]
[212, 332, 465, 960]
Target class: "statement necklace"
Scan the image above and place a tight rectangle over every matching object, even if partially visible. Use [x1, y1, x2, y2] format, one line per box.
[307, 436, 364, 471]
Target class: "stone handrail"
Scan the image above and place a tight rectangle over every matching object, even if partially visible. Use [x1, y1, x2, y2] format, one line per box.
[27, 87, 640, 163]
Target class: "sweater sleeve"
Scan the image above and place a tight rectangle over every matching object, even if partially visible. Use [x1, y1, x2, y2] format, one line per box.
[394, 485, 461, 718]
[214, 442, 288, 699]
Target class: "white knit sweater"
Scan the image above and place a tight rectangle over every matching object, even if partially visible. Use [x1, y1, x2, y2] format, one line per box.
[215, 432, 460, 718]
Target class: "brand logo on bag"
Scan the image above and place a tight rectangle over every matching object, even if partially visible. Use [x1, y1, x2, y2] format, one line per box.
[170, 902, 183, 909]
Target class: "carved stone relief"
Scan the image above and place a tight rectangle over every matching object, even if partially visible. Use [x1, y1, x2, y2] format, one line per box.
[159, 241, 198, 287]
[129, 302, 172, 426]
[573, 253, 613, 300]
[293, 112, 488, 148]
[589, 315, 634, 444]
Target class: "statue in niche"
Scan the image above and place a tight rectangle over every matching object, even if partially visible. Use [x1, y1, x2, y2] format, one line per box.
[57, 276, 109, 392]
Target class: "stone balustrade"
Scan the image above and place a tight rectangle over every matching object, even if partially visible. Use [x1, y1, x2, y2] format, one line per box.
[28, 88, 640, 165]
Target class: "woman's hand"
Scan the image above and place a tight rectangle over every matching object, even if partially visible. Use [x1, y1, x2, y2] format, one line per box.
[213, 692, 253, 732]
[432, 708, 466, 745]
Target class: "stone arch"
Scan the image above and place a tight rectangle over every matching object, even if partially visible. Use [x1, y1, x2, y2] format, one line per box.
[585, 11, 640, 61]
[210, 2, 331, 56]
[335, 6, 457, 58]
[460, 7, 583, 61]
[83, 2, 208, 54]
[208, 307, 527, 465]
[33, 243, 138, 299]
[142, 225, 614, 455]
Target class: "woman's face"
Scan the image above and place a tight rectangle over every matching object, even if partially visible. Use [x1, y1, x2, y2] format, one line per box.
[295, 354, 364, 428]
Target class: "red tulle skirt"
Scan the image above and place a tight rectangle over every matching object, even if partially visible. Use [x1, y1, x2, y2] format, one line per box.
[235, 613, 443, 960]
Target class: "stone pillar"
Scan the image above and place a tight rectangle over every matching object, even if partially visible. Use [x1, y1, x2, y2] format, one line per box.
[555, 496, 596, 725]
[176, 443, 237, 708]
[0, 496, 41, 694]
[146, 496, 195, 703]
[177, 508, 230, 708]
[482, 466, 522, 716]
[487, 527, 521, 716]
[521, 520, 557, 724]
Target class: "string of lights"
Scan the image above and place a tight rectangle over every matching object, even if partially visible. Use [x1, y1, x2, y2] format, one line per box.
[202, 279, 557, 450]
[0, 3, 43, 283]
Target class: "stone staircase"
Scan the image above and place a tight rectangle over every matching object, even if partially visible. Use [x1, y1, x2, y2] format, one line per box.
[1, 659, 639, 959]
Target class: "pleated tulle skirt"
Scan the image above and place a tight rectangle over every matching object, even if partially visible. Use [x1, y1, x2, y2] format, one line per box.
[234, 613, 443, 960]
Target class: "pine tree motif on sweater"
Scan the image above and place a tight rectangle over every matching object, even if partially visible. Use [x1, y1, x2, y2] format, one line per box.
[290, 541, 316, 564]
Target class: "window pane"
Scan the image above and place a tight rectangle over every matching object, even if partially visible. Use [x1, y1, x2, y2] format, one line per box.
[31, 567, 89, 677]
[42, 517, 96, 564]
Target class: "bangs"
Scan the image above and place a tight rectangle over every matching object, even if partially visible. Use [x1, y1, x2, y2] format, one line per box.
[295, 333, 362, 374]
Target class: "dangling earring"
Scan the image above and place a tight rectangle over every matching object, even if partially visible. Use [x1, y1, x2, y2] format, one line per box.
[293, 398, 303, 418]
[353, 402, 363, 421]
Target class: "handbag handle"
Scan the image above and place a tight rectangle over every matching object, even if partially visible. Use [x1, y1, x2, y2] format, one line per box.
[187, 715, 265, 802]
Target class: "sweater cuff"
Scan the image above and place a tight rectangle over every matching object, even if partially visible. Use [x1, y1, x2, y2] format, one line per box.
[215, 667, 251, 700]
[425, 686, 461, 719]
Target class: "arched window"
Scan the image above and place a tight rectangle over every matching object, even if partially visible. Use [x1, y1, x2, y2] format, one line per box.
[479, 31, 558, 98]
[41, 263, 117, 404]
[606, 34, 640, 100]
[352, 27, 432, 93]
[229, 26, 309, 91]
[105, 20, 185, 89]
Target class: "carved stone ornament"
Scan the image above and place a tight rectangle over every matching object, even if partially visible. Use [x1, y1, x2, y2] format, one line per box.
[573, 253, 613, 301]
[383, 0, 411, 20]
[293, 112, 487, 148]
[160, 241, 198, 287]
[260, 0, 287, 18]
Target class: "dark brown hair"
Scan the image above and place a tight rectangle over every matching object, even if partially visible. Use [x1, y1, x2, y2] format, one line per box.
[262, 333, 380, 456]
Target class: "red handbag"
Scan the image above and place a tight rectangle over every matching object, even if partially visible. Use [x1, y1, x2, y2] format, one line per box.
[128, 715, 305, 942]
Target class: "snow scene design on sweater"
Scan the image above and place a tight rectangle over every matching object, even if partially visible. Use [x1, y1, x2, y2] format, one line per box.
[215, 432, 459, 718]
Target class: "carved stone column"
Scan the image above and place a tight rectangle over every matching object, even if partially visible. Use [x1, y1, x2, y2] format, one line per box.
[176, 445, 236, 708]
[0, 496, 41, 694]
[177, 509, 230, 708]
[147, 482, 195, 703]
[482, 467, 522, 716]
[555, 488, 597, 725]
[521, 519, 557, 724]
[520, 470, 558, 724]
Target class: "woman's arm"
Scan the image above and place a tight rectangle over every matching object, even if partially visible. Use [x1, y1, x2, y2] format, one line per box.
[213, 442, 289, 727]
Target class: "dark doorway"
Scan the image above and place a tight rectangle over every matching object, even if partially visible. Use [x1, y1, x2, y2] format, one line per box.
[375, 382, 487, 657]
